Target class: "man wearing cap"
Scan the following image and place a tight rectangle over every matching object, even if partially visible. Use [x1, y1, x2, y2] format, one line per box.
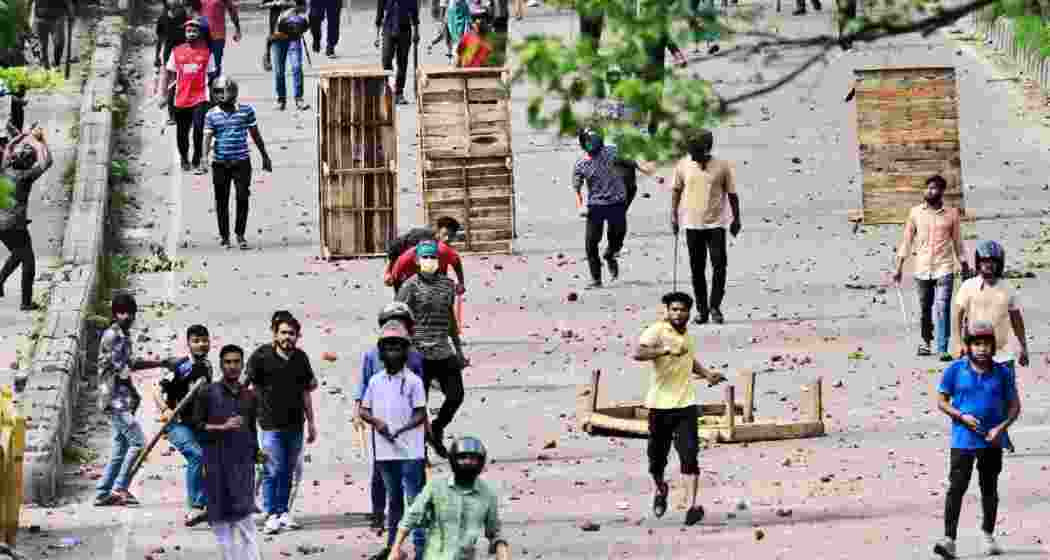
[158, 18, 216, 174]
[396, 240, 467, 459]
[360, 320, 428, 560]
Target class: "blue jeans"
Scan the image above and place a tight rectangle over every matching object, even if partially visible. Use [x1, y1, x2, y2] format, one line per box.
[209, 39, 226, 82]
[377, 459, 425, 556]
[166, 423, 207, 509]
[917, 273, 954, 353]
[260, 429, 304, 515]
[271, 39, 304, 101]
[96, 412, 145, 497]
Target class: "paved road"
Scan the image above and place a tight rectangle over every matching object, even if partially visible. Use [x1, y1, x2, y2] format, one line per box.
[15, 3, 1050, 560]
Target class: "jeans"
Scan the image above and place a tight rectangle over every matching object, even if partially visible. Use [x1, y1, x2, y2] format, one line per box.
[213, 159, 252, 240]
[422, 356, 465, 435]
[0, 229, 35, 308]
[213, 515, 261, 560]
[584, 203, 627, 283]
[648, 405, 700, 480]
[209, 39, 226, 82]
[944, 447, 1002, 539]
[260, 429, 304, 515]
[35, 17, 66, 69]
[381, 30, 412, 96]
[174, 103, 206, 166]
[96, 412, 145, 497]
[376, 459, 426, 556]
[917, 273, 954, 353]
[309, 0, 343, 50]
[686, 227, 727, 314]
[166, 423, 207, 509]
[271, 39, 304, 101]
[371, 453, 386, 518]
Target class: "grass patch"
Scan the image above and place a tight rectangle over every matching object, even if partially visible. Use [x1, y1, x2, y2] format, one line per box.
[90, 251, 130, 323]
[63, 446, 98, 464]
[110, 159, 130, 183]
[1020, 222, 1050, 270]
[1013, 15, 1050, 57]
[69, 108, 80, 143]
[62, 157, 77, 195]
[111, 94, 130, 131]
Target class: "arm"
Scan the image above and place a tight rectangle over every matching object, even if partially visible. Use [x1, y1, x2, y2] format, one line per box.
[131, 357, 165, 371]
[894, 211, 916, 282]
[359, 405, 392, 438]
[453, 260, 465, 288]
[390, 482, 434, 557]
[449, 299, 465, 358]
[952, 211, 969, 275]
[670, 174, 683, 235]
[248, 124, 273, 170]
[724, 163, 741, 236]
[304, 389, 317, 443]
[937, 392, 978, 429]
[1009, 309, 1029, 366]
[691, 360, 725, 385]
[376, 0, 386, 27]
[485, 494, 511, 559]
[227, 0, 242, 40]
[155, 18, 167, 64]
[633, 325, 674, 362]
[395, 407, 426, 437]
[573, 163, 586, 209]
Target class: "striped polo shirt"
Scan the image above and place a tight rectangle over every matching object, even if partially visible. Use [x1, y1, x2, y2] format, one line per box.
[396, 274, 457, 361]
[204, 103, 256, 162]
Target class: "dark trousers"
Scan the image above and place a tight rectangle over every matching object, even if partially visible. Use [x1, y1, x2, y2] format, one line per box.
[212, 159, 252, 240]
[309, 0, 342, 50]
[381, 30, 412, 96]
[643, 39, 668, 135]
[585, 203, 627, 283]
[579, 14, 604, 45]
[173, 103, 206, 166]
[647, 406, 700, 480]
[917, 274, 954, 353]
[0, 229, 34, 307]
[795, 0, 821, 10]
[35, 17, 66, 69]
[615, 163, 638, 211]
[944, 448, 1002, 539]
[422, 356, 464, 435]
[686, 227, 727, 314]
[8, 90, 26, 132]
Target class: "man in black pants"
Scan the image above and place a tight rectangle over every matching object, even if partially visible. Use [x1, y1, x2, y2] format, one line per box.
[671, 129, 741, 325]
[0, 127, 52, 311]
[934, 320, 1020, 558]
[377, 0, 419, 105]
[155, 2, 189, 126]
[397, 241, 468, 459]
[309, 0, 343, 58]
[633, 291, 724, 526]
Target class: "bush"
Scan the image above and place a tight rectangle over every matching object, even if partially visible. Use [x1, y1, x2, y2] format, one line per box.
[1013, 14, 1050, 57]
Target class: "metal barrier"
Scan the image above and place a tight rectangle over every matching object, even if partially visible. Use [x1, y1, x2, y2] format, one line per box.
[0, 385, 27, 547]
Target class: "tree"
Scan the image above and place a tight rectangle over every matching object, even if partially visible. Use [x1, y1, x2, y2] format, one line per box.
[513, 0, 1002, 162]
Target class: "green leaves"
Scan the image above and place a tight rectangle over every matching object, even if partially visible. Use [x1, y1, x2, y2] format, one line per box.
[0, 67, 66, 93]
[0, 175, 15, 210]
[0, 0, 30, 51]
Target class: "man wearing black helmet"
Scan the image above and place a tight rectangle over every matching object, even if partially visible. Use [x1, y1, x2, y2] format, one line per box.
[952, 240, 1029, 370]
[934, 320, 1020, 559]
[392, 436, 510, 560]
[0, 126, 52, 311]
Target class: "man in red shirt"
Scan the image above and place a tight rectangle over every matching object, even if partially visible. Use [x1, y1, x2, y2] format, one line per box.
[388, 237, 465, 295]
[159, 18, 216, 174]
[200, 0, 242, 81]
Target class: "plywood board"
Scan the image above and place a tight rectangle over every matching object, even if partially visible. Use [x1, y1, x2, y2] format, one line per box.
[853, 66, 964, 224]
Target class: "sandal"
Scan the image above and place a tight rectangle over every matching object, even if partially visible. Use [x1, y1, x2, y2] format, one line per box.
[652, 481, 669, 518]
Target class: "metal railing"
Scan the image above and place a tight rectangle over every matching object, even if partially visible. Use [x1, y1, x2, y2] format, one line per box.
[0, 384, 26, 548]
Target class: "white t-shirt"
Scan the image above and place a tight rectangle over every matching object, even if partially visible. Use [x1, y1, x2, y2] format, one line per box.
[362, 368, 426, 461]
[953, 276, 1020, 359]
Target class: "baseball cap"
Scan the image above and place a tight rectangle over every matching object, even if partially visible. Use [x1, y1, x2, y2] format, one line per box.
[416, 240, 439, 258]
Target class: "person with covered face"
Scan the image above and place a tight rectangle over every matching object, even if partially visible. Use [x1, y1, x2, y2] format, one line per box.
[0, 125, 52, 311]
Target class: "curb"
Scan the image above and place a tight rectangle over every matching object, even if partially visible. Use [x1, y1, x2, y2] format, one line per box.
[12, 14, 130, 504]
[977, 17, 1050, 92]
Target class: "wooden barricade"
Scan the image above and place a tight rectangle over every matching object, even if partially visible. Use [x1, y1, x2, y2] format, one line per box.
[0, 385, 26, 547]
[850, 66, 965, 224]
[417, 66, 515, 254]
[317, 65, 398, 259]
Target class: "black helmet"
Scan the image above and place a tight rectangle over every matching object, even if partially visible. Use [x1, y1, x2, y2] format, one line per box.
[449, 436, 487, 484]
[974, 240, 1005, 278]
[964, 320, 997, 348]
[9, 142, 37, 170]
[111, 292, 138, 317]
[212, 75, 239, 105]
[578, 128, 603, 156]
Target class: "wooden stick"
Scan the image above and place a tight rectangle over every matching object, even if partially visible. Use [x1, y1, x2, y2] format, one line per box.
[126, 378, 206, 485]
[723, 384, 735, 441]
[589, 369, 601, 413]
[739, 369, 755, 424]
[810, 377, 824, 423]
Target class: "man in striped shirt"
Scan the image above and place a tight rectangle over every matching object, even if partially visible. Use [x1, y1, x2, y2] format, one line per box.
[203, 76, 272, 250]
[396, 240, 468, 459]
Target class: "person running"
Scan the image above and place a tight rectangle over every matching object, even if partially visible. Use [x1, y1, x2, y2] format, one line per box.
[360, 320, 428, 560]
[633, 291, 725, 526]
[153, 324, 214, 527]
[376, 0, 420, 105]
[199, 0, 242, 80]
[193, 344, 263, 560]
[933, 320, 1020, 559]
[894, 174, 969, 360]
[203, 75, 273, 250]
[95, 293, 166, 507]
[155, 1, 190, 126]
[396, 241, 467, 458]
[952, 240, 1029, 370]
[354, 303, 426, 531]
[383, 218, 460, 296]
[33, 0, 73, 70]
[265, 0, 309, 111]
[671, 129, 741, 325]
[0, 126, 52, 311]
[392, 436, 510, 560]
[308, 0, 343, 58]
[246, 313, 319, 535]
[574, 128, 635, 288]
[159, 18, 215, 174]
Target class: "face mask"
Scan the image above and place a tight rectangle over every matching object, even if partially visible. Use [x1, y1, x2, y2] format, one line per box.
[419, 259, 439, 274]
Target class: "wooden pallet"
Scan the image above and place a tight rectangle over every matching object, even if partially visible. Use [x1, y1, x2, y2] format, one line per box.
[852, 66, 965, 225]
[577, 370, 826, 443]
[317, 66, 398, 259]
[417, 66, 515, 254]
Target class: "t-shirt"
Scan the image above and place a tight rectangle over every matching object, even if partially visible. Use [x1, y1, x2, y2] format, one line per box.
[362, 368, 426, 461]
[0, 143, 53, 230]
[937, 359, 1017, 449]
[166, 43, 216, 108]
[573, 144, 627, 207]
[355, 346, 425, 401]
[638, 321, 697, 410]
[390, 240, 461, 286]
[397, 274, 457, 361]
[160, 356, 214, 422]
[953, 276, 1020, 358]
[672, 156, 736, 230]
[201, 0, 235, 40]
[205, 104, 256, 161]
[245, 344, 318, 431]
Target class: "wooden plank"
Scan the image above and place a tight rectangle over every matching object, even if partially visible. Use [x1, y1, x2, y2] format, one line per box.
[810, 377, 823, 422]
[318, 64, 392, 78]
[740, 369, 755, 423]
[715, 421, 825, 443]
[724, 385, 735, 440]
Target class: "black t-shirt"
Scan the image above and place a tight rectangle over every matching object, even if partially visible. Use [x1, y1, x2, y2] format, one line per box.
[160, 356, 214, 422]
[245, 344, 318, 431]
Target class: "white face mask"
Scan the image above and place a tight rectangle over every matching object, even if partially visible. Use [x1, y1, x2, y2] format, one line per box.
[419, 259, 439, 274]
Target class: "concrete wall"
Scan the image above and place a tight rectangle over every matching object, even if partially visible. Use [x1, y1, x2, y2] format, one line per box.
[979, 17, 1050, 92]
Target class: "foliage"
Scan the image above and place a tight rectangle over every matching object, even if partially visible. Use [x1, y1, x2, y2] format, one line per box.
[0, 0, 30, 52]
[0, 175, 13, 210]
[1012, 14, 1050, 57]
[0, 67, 65, 93]
[111, 159, 130, 182]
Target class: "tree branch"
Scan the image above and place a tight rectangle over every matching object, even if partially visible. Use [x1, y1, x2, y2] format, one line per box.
[716, 49, 829, 110]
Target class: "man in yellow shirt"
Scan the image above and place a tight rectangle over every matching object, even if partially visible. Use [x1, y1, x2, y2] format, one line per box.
[952, 240, 1029, 370]
[634, 291, 725, 526]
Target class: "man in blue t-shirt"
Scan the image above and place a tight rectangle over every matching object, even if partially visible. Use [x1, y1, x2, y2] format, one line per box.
[203, 75, 272, 250]
[934, 320, 1021, 559]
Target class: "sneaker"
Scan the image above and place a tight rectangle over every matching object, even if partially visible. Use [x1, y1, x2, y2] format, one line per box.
[167, 117, 176, 126]
[710, 309, 724, 325]
[193, 165, 207, 176]
[312, 39, 321, 53]
[395, 94, 408, 105]
[237, 236, 249, 250]
[917, 342, 932, 356]
[264, 514, 281, 534]
[982, 533, 1002, 556]
[684, 505, 705, 526]
[585, 280, 602, 290]
[181, 161, 191, 172]
[939, 352, 954, 362]
[278, 512, 300, 530]
[326, 47, 336, 58]
[369, 548, 391, 560]
[933, 537, 956, 559]
[652, 481, 668, 518]
[94, 493, 120, 506]
[20, 302, 42, 312]
[792, 8, 806, 14]
[295, 98, 310, 111]
[369, 512, 385, 530]
[185, 507, 208, 527]
[220, 237, 231, 248]
[811, 0, 822, 9]
[694, 313, 709, 325]
[113, 490, 140, 506]
[276, 99, 287, 111]
[526, 0, 540, 6]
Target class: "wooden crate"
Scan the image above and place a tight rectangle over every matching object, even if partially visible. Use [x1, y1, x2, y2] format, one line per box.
[417, 66, 515, 254]
[852, 66, 964, 224]
[317, 65, 398, 259]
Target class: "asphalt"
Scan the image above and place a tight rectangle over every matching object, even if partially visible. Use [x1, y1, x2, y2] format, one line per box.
[12, 2, 1050, 559]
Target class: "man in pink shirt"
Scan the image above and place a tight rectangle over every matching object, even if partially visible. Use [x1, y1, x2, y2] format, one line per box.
[200, 0, 242, 81]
